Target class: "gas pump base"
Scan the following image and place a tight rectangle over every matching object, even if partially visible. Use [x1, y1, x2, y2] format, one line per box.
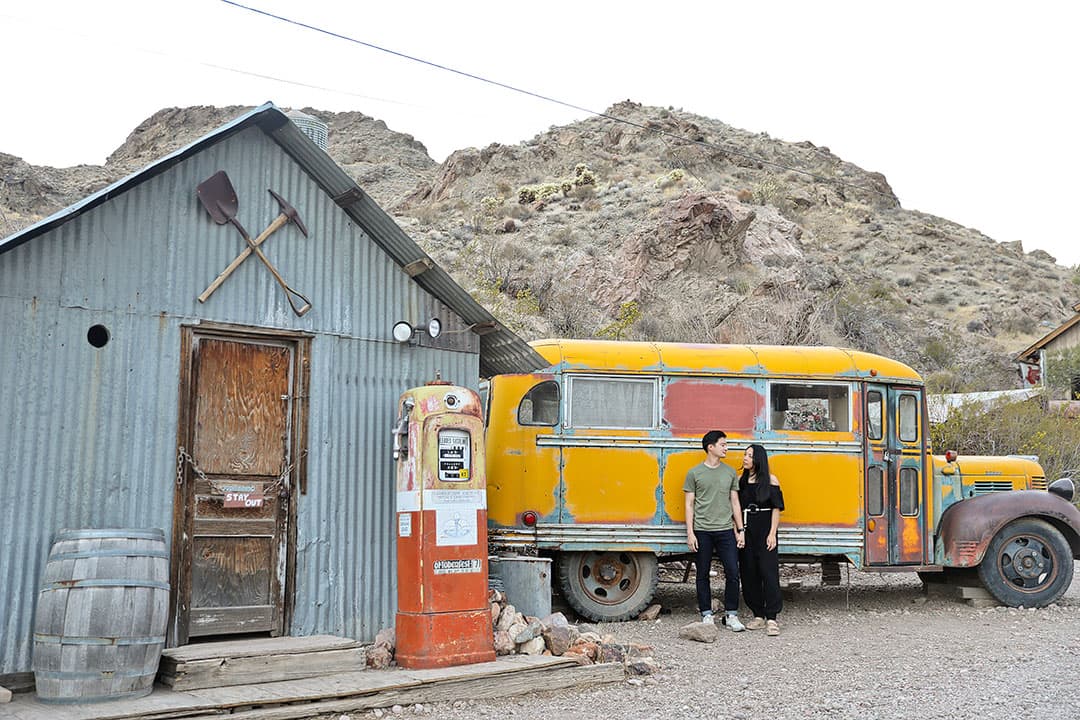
[395, 608, 496, 669]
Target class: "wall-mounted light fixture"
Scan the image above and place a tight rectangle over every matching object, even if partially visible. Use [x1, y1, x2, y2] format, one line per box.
[393, 317, 443, 344]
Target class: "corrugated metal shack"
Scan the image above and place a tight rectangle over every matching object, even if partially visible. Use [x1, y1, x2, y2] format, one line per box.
[0, 103, 544, 682]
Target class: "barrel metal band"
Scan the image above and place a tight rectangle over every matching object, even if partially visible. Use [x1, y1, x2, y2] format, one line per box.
[40, 579, 171, 591]
[53, 529, 165, 541]
[33, 669, 153, 679]
[34, 688, 152, 705]
[34, 633, 166, 645]
[48, 549, 170, 561]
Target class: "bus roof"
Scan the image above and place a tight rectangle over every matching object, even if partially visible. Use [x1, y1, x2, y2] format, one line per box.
[530, 339, 923, 383]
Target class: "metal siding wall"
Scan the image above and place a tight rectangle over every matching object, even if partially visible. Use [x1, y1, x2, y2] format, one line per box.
[0, 127, 481, 674]
[295, 337, 476, 641]
[0, 299, 181, 676]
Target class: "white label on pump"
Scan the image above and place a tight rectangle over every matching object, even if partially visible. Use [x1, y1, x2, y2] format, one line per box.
[435, 506, 478, 546]
[433, 558, 482, 575]
[438, 429, 471, 482]
[398, 513, 411, 537]
[425, 489, 486, 508]
[397, 491, 420, 512]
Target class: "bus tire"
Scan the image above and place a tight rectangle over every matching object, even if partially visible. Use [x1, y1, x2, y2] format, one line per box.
[977, 518, 1073, 608]
[556, 550, 658, 622]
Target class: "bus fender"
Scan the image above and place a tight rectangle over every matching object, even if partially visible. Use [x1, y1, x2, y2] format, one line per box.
[936, 490, 1080, 568]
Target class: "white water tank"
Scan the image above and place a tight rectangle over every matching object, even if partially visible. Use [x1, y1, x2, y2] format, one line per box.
[286, 109, 329, 150]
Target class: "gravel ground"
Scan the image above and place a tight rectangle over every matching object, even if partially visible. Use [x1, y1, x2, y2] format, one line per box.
[349, 562, 1080, 720]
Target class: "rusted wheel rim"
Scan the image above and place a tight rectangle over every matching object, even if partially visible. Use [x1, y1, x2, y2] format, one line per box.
[575, 551, 644, 606]
[998, 535, 1056, 591]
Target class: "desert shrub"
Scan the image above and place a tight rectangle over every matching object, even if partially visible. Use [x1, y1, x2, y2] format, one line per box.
[654, 168, 685, 190]
[827, 283, 903, 353]
[752, 177, 781, 205]
[597, 301, 643, 340]
[924, 370, 968, 394]
[923, 338, 952, 368]
[930, 399, 1080, 484]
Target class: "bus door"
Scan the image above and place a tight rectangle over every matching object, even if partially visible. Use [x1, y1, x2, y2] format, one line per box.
[864, 384, 927, 565]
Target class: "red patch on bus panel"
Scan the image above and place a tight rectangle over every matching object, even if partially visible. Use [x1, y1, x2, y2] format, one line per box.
[664, 381, 763, 434]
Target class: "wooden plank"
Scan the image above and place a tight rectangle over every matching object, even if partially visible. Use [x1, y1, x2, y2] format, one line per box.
[1, 655, 604, 720]
[184, 669, 416, 706]
[162, 647, 366, 691]
[162, 635, 360, 663]
[188, 606, 274, 636]
[213, 663, 625, 720]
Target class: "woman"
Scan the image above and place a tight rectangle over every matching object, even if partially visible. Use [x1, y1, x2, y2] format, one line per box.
[738, 443, 785, 636]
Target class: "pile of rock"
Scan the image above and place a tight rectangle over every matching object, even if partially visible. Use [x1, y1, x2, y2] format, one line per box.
[366, 590, 659, 676]
[489, 589, 657, 675]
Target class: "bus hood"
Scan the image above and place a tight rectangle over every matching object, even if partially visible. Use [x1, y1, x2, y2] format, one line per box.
[933, 454, 1047, 492]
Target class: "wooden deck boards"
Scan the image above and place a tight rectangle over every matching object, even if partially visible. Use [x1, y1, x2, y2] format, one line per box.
[0, 655, 623, 720]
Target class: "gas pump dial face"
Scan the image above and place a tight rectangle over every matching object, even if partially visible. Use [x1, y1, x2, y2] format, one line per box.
[437, 429, 470, 482]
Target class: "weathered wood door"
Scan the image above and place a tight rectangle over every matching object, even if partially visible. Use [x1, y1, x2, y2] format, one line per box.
[172, 327, 308, 644]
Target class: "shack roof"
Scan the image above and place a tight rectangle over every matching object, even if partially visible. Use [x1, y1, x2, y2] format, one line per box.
[0, 102, 545, 378]
[531, 339, 922, 382]
[1014, 301, 1080, 363]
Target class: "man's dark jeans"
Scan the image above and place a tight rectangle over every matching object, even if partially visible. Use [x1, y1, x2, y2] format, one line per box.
[693, 528, 740, 614]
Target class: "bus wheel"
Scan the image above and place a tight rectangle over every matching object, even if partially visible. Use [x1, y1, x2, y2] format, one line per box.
[556, 551, 658, 622]
[977, 518, 1073, 608]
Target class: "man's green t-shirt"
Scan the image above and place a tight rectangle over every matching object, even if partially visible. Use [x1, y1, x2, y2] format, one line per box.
[683, 462, 738, 531]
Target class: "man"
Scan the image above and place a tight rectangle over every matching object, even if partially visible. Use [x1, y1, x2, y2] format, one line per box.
[684, 429, 745, 630]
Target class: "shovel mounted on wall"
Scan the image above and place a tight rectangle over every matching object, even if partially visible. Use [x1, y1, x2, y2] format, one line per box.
[196, 171, 312, 317]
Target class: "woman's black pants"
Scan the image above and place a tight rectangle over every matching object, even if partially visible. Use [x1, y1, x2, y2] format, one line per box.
[739, 520, 782, 620]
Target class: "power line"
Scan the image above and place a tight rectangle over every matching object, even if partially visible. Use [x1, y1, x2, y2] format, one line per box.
[220, 0, 892, 199]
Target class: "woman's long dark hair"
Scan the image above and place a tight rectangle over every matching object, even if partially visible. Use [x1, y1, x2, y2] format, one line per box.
[739, 443, 772, 504]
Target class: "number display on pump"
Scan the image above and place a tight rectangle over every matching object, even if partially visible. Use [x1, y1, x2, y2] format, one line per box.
[438, 429, 471, 482]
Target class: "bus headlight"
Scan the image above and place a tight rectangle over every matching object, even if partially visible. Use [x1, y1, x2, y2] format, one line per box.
[1048, 478, 1075, 503]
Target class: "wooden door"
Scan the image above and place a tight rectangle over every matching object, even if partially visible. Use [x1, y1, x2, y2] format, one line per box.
[174, 330, 301, 642]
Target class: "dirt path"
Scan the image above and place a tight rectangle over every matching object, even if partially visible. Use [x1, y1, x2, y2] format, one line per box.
[409, 563, 1080, 720]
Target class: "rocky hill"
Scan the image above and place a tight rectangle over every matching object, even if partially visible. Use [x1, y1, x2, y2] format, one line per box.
[2, 102, 1076, 390]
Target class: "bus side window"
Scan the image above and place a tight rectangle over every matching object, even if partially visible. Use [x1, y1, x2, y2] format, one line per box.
[518, 381, 560, 426]
[866, 390, 883, 440]
[898, 394, 918, 442]
[769, 382, 850, 431]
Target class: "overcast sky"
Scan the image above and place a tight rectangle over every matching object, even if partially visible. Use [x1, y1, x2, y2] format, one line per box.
[3, 1, 1077, 265]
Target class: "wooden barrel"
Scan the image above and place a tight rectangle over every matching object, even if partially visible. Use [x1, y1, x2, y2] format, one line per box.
[33, 528, 170, 703]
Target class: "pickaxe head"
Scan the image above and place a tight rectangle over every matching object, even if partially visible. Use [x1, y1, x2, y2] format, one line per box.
[268, 189, 309, 238]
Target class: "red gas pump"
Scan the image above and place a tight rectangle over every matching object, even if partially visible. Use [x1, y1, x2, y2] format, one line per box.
[393, 383, 495, 669]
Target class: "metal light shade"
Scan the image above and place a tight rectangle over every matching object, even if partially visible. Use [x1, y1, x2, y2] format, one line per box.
[393, 321, 414, 343]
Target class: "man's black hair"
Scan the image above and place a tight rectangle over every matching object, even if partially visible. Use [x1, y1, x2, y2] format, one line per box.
[701, 429, 727, 452]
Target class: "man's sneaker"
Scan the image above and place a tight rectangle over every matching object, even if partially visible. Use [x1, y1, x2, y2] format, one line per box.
[745, 616, 767, 631]
[701, 613, 715, 625]
[724, 614, 745, 632]
[766, 619, 780, 636]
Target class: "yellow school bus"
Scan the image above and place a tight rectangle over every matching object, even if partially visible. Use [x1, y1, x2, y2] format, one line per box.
[484, 339, 1080, 621]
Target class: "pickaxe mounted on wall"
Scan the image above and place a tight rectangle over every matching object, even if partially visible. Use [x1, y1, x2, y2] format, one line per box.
[196, 171, 312, 316]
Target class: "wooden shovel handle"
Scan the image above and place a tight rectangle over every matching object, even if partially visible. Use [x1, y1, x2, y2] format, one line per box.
[243, 232, 313, 317]
[198, 213, 289, 303]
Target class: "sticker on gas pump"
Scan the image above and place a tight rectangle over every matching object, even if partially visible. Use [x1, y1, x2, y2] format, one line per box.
[432, 558, 482, 575]
[435, 506, 478, 546]
[425, 489, 486, 508]
[398, 513, 412, 537]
